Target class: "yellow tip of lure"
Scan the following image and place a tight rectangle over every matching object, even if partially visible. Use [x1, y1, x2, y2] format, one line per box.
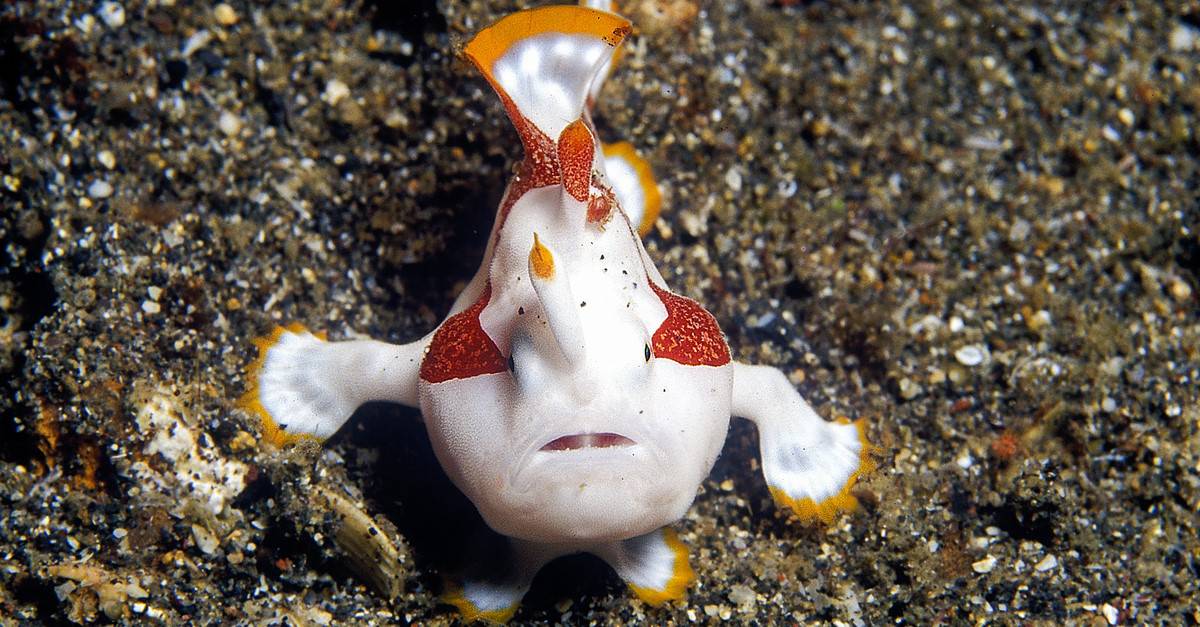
[529, 233, 556, 279]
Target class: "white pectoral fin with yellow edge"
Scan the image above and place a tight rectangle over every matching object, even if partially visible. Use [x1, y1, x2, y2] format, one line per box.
[442, 539, 563, 624]
[595, 527, 694, 605]
[239, 324, 431, 446]
[731, 362, 875, 524]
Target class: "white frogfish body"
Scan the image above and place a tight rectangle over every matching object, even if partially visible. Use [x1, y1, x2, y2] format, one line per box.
[239, 3, 874, 622]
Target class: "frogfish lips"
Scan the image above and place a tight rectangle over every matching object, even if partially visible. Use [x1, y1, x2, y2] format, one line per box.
[540, 432, 636, 452]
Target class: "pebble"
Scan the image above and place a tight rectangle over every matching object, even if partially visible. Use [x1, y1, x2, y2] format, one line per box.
[954, 344, 987, 367]
[99, 2, 125, 28]
[1169, 279, 1192, 303]
[324, 79, 350, 105]
[182, 30, 212, 58]
[971, 554, 997, 573]
[97, 150, 116, 170]
[214, 3, 239, 26]
[1169, 23, 1198, 51]
[728, 584, 756, 608]
[1008, 218, 1031, 242]
[88, 180, 114, 199]
[1101, 603, 1119, 625]
[218, 111, 242, 137]
[1026, 309, 1052, 332]
[1034, 554, 1057, 572]
[898, 377, 922, 400]
[192, 524, 219, 555]
[141, 300, 161, 315]
[724, 167, 743, 192]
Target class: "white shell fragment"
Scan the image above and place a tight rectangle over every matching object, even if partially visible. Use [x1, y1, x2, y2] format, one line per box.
[971, 554, 997, 573]
[954, 344, 988, 367]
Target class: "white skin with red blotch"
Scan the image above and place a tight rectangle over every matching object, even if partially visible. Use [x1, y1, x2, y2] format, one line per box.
[241, 3, 872, 621]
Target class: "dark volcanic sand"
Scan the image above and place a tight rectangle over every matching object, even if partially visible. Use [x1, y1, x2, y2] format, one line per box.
[2, 0, 1198, 623]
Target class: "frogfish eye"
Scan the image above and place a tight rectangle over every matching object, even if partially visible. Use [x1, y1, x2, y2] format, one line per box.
[644, 343, 652, 362]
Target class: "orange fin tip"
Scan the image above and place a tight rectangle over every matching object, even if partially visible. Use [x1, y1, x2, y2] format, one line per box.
[771, 418, 877, 525]
[441, 580, 519, 624]
[237, 323, 324, 448]
[628, 529, 694, 606]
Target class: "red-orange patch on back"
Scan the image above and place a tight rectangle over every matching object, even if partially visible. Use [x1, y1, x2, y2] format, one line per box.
[558, 119, 594, 202]
[649, 280, 731, 367]
[420, 286, 507, 383]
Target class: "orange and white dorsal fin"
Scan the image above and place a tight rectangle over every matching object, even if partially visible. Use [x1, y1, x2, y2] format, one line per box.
[465, 6, 631, 159]
[602, 141, 661, 237]
[578, 0, 624, 106]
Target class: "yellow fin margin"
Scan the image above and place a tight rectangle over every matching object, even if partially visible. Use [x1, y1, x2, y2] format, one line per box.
[441, 580, 519, 625]
[770, 417, 877, 525]
[628, 528, 695, 605]
[236, 322, 326, 448]
[602, 141, 662, 237]
[465, 6, 632, 97]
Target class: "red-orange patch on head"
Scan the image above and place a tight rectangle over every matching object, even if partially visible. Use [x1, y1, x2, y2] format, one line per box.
[420, 286, 507, 383]
[648, 280, 730, 366]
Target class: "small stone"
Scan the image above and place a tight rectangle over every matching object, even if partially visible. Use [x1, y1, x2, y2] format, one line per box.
[192, 524, 219, 555]
[182, 30, 212, 58]
[213, 3, 238, 26]
[1008, 218, 1031, 242]
[724, 167, 743, 192]
[1101, 397, 1117, 413]
[728, 584, 756, 608]
[1169, 279, 1192, 303]
[1026, 309, 1052, 332]
[88, 180, 114, 199]
[324, 79, 350, 105]
[98, 150, 116, 170]
[141, 300, 161, 314]
[113, 527, 128, 539]
[898, 377, 922, 400]
[972, 554, 997, 573]
[948, 316, 964, 333]
[3, 174, 19, 192]
[1117, 108, 1135, 127]
[955, 344, 987, 367]
[147, 286, 163, 301]
[1101, 603, 1119, 625]
[99, 2, 125, 28]
[1034, 554, 1057, 572]
[1170, 23, 1198, 51]
[218, 111, 241, 137]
